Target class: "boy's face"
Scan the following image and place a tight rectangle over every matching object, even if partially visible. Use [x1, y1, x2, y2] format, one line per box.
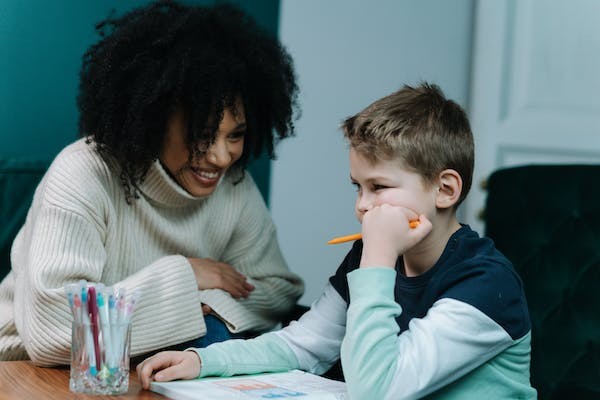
[349, 148, 438, 224]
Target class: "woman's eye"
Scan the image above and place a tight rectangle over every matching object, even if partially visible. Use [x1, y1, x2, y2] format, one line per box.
[228, 131, 246, 141]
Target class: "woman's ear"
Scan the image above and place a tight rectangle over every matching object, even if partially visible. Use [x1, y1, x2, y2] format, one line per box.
[435, 169, 462, 209]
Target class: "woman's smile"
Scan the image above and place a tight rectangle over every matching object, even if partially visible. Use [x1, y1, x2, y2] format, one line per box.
[189, 167, 222, 186]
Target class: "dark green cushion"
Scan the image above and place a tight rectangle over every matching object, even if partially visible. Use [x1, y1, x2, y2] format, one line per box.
[484, 165, 600, 400]
[0, 158, 49, 281]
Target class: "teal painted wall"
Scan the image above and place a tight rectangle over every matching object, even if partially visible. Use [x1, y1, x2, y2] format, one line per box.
[0, 0, 279, 201]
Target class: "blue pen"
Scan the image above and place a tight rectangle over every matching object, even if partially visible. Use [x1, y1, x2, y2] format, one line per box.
[120, 289, 140, 358]
[107, 288, 119, 368]
[115, 288, 129, 363]
[96, 288, 114, 371]
[64, 283, 78, 321]
[77, 280, 87, 323]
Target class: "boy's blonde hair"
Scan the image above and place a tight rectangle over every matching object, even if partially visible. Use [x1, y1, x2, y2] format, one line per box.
[342, 83, 474, 207]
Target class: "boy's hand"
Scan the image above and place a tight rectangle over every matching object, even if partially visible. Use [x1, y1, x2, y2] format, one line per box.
[136, 350, 201, 390]
[360, 204, 432, 268]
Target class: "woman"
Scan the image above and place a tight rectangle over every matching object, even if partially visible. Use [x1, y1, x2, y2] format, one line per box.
[0, 0, 303, 366]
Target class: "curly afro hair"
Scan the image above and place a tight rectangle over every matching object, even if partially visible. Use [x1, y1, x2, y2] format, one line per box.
[77, 0, 298, 201]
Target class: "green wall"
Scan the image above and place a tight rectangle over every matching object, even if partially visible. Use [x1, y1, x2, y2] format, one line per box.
[0, 0, 279, 201]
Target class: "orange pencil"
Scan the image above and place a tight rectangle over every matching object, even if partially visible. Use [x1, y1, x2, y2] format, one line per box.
[327, 220, 420, 245]
[326, 233, 362, 245]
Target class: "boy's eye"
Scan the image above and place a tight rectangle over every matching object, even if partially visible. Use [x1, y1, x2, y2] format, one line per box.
[351, 182, 361, 192]
[372, 184, 388, 191]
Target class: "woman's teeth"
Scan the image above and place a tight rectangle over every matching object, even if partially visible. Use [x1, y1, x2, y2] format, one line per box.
[196, 170, 219, 179]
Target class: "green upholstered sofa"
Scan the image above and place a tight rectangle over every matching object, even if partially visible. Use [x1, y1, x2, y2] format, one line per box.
[484, 165, 600, 400]
[0, 158, 49, 282]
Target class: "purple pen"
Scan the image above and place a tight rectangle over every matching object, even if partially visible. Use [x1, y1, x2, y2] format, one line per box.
[78, 281, 97, 375]
[87, 286, 102, 374]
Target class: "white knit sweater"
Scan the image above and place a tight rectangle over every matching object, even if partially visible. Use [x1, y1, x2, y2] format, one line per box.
[0, 139, 303, 366]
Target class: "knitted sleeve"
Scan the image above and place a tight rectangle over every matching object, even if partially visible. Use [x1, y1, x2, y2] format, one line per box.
[10, 148, 205, 366]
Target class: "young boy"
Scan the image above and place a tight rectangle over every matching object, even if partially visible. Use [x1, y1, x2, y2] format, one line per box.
[137, 83, 537, 399]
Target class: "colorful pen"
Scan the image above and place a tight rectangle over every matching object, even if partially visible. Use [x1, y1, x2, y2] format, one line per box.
[117, 289, 140, 363]
[114, 288, 127, 363]
[72, 294, 82, 324]
[96, 286, 114, 370]
[64, 283, 78, 321]
[79, 282, 97, 375]
[327, 220, 420, 245]
[87, 286, 102, 374]
[106, 287, 118, 372]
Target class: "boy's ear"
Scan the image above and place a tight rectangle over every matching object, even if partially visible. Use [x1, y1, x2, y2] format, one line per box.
[435, 169, 462, 209]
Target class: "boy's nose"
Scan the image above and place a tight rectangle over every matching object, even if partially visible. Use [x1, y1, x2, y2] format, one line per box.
[356, 194, 373, 214]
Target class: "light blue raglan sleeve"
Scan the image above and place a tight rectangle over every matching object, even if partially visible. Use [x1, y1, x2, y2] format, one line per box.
[193, 332, 299, 378]
[341, 268, 401, 399]
[342, 268, 516, 400]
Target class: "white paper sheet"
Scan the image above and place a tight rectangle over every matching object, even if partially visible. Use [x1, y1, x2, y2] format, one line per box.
[150, 369, 347, 399]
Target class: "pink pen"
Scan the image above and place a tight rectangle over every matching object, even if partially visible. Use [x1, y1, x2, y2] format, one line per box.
[79, 283, 96, 375]
[73, 294, 82, 324]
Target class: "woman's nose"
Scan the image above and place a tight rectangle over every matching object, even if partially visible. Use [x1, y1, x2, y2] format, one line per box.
[206, 140, 232, 167]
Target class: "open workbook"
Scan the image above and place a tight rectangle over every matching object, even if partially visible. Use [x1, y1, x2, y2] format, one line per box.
[150, 369, 347, 399]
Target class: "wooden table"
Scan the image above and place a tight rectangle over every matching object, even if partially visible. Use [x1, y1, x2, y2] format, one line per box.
[0, 361, 169, 399]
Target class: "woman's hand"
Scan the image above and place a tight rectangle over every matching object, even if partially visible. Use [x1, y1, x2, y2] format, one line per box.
[188, 258, 255, 298]
[136, 350, 201, 390]
[360, 204, 432, 268]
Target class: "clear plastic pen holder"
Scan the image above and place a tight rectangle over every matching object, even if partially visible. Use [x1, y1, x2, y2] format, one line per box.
[69, 320, 131, 395]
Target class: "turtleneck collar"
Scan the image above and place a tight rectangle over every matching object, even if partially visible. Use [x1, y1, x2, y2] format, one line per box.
[137, 159, 210, 208]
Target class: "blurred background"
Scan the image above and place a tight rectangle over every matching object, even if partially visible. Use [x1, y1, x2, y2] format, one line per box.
[1, 0, 598, 306]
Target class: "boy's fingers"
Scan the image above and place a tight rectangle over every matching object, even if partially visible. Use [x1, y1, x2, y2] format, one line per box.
[157, 352, 202, 381]
[414, 215, 433, 234]
[137, 362, 152, 389]
[400, 206, 419, 221]
[154, 362, 189, 382]
[137, 358, 159, 389]
[137, 352, 179, 389]
[153, 366, 178, 382]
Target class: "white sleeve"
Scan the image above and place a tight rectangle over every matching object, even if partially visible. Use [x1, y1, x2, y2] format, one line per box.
[274, 282, 347, 375]
[196, 282, 347, 378]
